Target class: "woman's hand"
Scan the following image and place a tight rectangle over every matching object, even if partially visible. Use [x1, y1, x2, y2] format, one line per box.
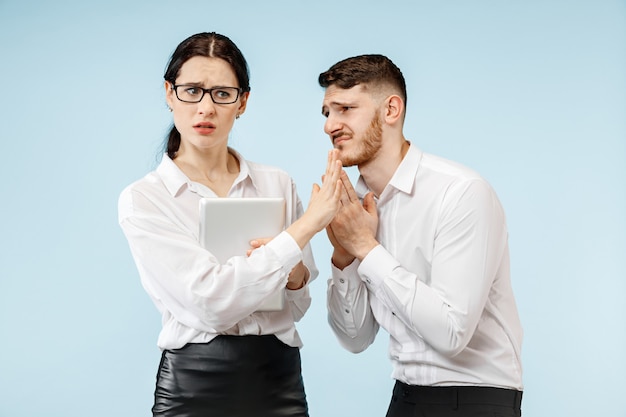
[286, 261, 309, 290]
[248, 238, 308, 290]
[286, 150, 343, 249]
[305, 149, 344, 230]
[246, 237, 272, 257]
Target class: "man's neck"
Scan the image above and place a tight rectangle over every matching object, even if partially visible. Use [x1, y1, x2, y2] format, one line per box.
[358, 138, 410, 197]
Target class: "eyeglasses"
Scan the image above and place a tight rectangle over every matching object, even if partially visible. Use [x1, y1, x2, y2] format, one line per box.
[172, 84, 243, 104]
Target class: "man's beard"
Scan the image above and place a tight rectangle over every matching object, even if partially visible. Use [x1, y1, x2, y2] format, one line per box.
[338, 113, 383, 167]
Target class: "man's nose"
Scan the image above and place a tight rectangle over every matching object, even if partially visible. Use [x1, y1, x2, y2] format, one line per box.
[324, 114, 341, 136]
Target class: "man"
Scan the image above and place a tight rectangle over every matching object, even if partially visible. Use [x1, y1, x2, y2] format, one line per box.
[320, 54, 523, 417]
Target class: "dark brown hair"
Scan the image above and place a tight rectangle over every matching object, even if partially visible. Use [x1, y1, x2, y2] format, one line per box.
[318, 54, 407, 106]
[163, 32, 250, 158]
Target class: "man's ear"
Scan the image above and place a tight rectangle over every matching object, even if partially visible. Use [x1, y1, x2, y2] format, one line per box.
[383, 95, 404, 125]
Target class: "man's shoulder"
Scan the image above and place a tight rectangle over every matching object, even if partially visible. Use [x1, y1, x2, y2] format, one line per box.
[420, 152, 484, 182]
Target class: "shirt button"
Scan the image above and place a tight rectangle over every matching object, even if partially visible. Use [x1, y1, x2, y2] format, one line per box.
[339, 278, 345, 284]
[366, 279, 371, 284]
[344, 309, 350, 314]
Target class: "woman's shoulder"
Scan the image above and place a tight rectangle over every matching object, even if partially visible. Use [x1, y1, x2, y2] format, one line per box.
[242, 159, 298, 198]
[239, 155, 292, 183]
[245, 159, 290, 177]
[118, 169, 162, 211]
[120, 154, 189, 199]
[230, 148, 293, 182]
[120, 169, 164, 197]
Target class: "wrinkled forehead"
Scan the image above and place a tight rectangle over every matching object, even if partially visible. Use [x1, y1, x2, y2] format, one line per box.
[322, 84, 371, 108]
[176, 56, 238, 86]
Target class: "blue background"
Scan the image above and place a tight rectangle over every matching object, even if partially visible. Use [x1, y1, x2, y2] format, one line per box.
[1, 1, 624, 416]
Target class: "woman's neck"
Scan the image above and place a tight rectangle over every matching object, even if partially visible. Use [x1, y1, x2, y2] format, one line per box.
[174, 145, 240, 197]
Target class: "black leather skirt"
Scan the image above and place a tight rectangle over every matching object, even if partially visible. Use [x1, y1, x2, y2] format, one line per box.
[152, 335, 308, 417]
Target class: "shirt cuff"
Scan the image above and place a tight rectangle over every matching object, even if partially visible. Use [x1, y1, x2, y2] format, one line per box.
[266, 230, 303, 272]
[358, 244, 400, 291]
[330, 259, 361, 296]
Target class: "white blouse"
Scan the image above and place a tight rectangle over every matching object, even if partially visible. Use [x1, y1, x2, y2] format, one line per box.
[119, 149, 317, 350]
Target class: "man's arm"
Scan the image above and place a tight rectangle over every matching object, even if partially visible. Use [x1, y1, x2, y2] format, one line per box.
[356, 179, 509, 356]
[327, 259, 379, 353]
[330, 170, 508, 357]
[325, 172, 381, 352]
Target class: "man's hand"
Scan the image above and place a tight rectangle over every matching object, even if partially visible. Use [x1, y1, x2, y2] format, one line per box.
[326, 224, 355, 269]
[328, 171, 379, 262]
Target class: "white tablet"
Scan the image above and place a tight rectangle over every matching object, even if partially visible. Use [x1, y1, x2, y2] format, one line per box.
[198, 197, 286, 311]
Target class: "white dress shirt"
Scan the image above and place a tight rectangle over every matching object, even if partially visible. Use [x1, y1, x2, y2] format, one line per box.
[119, 149, 318, 350]
[328, 144, 523, 390]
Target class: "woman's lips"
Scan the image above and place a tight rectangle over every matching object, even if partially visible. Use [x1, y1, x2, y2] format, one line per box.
[194, 122, 216, 135]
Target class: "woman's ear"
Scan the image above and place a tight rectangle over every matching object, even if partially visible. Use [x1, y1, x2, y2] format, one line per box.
[164, 81, 175, 111]
[237, 91, 250, 116]
[384, 95, 404, 125]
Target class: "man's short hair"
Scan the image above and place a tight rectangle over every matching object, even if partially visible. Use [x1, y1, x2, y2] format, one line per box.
[318, 54, 407, 106]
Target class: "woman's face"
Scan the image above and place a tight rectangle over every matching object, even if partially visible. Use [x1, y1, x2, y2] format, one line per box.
[165, 56, 248, 155]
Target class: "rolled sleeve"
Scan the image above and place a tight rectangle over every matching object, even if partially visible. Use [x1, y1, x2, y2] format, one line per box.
[265, 230, 303, 273]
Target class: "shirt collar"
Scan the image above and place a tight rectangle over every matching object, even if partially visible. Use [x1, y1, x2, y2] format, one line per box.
[355, 142, 423, 198]
[229, 148, 261, 194]
[156, 148, 260, 197]
[156, 153, 190, 197]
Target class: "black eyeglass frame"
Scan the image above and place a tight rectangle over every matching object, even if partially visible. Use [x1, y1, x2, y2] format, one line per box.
[171, 84, 243, 104]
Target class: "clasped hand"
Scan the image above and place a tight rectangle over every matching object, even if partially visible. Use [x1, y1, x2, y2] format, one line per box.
[327, 171, 379, 269]
[246, 150, 378, 275]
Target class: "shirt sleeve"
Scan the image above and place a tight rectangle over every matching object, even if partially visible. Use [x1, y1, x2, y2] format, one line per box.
[358, 179, 508, 357]
[119, 187, 303, 333]
[284, 178, 318, 323]
[327, 259, 380, 353]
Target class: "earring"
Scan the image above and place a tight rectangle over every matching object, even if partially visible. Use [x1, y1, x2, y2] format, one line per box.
[236, 114, 240, 119]
[168, 107, 172, 112]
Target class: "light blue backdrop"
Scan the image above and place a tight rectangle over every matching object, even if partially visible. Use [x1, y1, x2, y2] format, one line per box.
[1, 1, 624, 416]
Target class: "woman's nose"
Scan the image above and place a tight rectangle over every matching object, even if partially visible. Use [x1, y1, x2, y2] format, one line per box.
[197, 93, 216, 115]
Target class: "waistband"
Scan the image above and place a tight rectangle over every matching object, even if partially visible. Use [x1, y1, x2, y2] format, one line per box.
[393, 381, 522, 408]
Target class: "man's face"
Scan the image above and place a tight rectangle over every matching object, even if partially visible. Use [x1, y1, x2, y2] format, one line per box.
[322, 84, 383, 167]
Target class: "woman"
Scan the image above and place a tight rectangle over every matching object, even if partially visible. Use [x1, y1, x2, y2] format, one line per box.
[118, 32, 342, 417]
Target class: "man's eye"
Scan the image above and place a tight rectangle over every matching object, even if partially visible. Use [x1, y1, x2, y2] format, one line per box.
[341, 106, 352, 112]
